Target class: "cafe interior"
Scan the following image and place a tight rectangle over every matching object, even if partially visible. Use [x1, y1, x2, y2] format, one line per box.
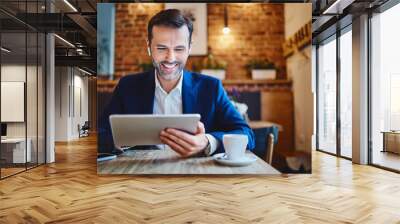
[97, 3, 313, 174]
[0, 1, 399, 222]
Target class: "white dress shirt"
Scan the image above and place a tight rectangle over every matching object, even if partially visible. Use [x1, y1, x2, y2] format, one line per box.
[153, 71, 219, 155]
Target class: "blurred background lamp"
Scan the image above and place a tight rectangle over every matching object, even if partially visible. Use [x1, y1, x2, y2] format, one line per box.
[223, 27, 231, 34]
[222, 5, 230, 34]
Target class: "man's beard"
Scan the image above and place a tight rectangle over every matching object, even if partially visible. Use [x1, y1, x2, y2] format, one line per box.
[152, 60, 184, 81]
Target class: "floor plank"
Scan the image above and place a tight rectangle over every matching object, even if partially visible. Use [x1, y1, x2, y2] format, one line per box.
[1, 135, 399, 223]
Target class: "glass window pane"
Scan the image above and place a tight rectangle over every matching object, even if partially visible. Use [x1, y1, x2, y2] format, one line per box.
[340, 29, 352, 158]
[371, 3, 400, 171]
[1, 0, 46, 179]
[1, 30, 28, 177]
[317, 37, 337, 154]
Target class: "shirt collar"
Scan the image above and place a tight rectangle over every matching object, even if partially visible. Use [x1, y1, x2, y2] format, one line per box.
[154, 70, 183, 95]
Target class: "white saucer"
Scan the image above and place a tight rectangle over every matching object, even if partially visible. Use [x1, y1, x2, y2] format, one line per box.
[213, 153, 257, 167]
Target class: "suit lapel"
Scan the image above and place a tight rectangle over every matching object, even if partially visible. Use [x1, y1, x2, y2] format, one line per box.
[139, 69, 155, 114]
[182, 70, 196, 114]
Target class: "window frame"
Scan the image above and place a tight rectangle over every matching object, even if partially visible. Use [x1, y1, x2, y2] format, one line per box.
[315, 23, 353, 161]
[367, 0, 400, 173]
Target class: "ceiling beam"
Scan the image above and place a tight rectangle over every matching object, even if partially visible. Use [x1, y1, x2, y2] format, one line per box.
[55, 55, 96, 71]
[67, 13, 97, 39]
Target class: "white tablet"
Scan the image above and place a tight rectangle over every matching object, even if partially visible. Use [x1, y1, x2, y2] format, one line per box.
[109, 114, 201, 149]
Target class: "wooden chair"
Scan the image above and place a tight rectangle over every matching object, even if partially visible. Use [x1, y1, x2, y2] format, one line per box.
[265, 133, 275, 164]
[251, 126, 278, 164]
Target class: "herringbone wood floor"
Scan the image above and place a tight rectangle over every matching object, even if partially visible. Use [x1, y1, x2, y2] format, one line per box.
[1, 135, 400, 223]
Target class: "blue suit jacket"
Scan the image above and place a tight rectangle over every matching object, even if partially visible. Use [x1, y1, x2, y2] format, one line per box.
[98, 69, 255, 154]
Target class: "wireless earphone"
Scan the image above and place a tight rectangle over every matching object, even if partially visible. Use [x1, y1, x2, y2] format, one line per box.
[147, 47, 151, 56]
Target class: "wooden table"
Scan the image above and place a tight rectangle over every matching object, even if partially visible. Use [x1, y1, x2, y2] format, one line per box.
[248, 120, 283, 131]
[381, 131, 400, 154]
[97, 148, 280, 175]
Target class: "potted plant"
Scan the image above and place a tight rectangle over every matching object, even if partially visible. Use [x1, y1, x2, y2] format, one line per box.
[198, 53, 227, 80]
[246, 59, 276, 80]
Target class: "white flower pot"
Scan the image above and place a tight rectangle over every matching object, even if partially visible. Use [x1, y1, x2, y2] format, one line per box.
[201, 69, 226, 80]
[251, 69, 276, 80]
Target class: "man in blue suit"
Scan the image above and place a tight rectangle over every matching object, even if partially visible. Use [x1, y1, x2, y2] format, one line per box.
[98, 9, 254, 157]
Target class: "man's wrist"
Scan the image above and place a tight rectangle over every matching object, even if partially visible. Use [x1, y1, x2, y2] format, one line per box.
[203, 137, 211, 154]
[204, 134, 219, 156]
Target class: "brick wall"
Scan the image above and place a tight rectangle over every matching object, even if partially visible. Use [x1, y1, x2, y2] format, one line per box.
[114, 3, 163, 78]
[114, 3, 286, 80]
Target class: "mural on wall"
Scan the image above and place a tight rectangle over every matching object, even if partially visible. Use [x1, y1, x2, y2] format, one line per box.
[165, 3, 208, 56]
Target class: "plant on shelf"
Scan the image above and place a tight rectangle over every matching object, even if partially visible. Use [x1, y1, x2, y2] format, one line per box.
[202, 53, 227, 70]
[246, 59, 277, 80]
[246, 59, 275, 70]
[193, 49, 227, 80]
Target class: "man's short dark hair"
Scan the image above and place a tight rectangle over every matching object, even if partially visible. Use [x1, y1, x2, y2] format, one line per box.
[148, 9, 193, 45]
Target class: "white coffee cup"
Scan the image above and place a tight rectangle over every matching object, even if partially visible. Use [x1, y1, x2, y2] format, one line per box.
[223, 134, 248, 161]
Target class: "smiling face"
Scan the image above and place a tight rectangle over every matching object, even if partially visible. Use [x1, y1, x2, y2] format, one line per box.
[148, 25, 191, 81]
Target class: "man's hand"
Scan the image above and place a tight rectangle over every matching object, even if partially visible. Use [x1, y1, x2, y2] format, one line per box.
[160, 121, 209, 157]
